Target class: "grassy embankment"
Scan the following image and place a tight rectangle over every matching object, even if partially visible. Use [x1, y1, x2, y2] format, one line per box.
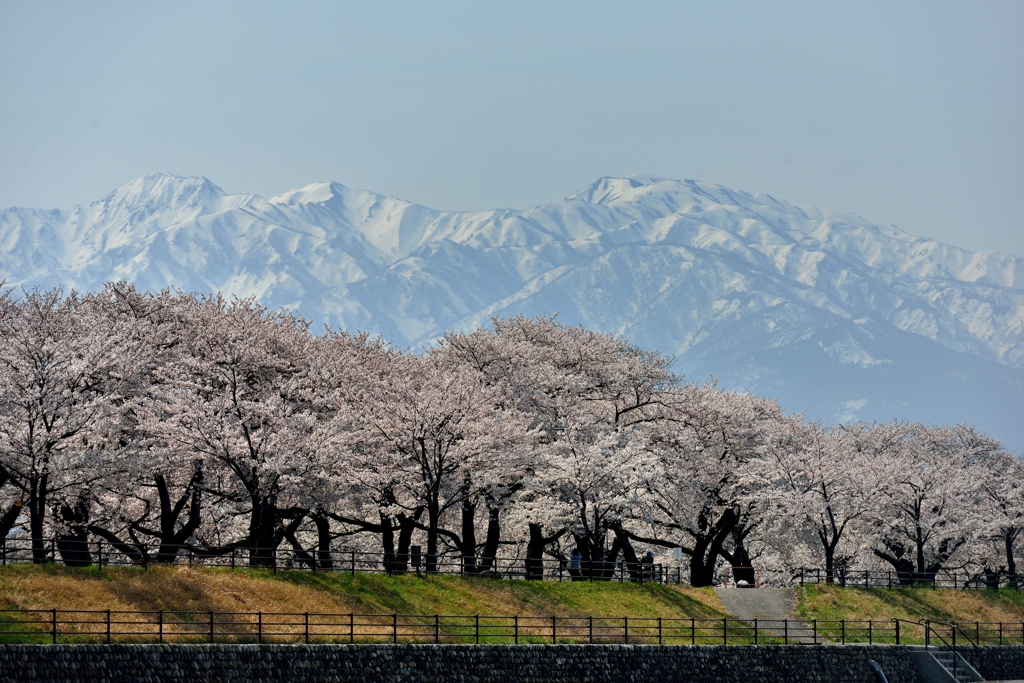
[798, 583, 1024, 626]
[1, 565, 1022, 644]
[0, 564, 730, 644]
[0, 563, 724, 618]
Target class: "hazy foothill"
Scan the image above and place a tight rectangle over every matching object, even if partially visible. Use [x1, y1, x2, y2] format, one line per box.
[0, 284, 1021, 594]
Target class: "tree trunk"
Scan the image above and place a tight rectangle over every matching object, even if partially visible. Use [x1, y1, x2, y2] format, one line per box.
[248, 494, 279, 568]
[312, 513, 333, 570]
[873, 542, 916, 585]
[55, 494, 92, 567]
[461, 498, 477, 574]
[426, 500, 439, 573]
[393, 511, 420, 572]
[477, 507, 501, 573]
[28, 476, 48, 564]
[687, 508, 738, 587]
[526, 523, 566, 580]
[1007, 531, 1019, 589]
[0, 500, 23, 539]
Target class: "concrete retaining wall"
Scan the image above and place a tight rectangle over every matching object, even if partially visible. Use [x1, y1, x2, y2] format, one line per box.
[969, 645, 1024, 681]
[0, 643, 937, 683]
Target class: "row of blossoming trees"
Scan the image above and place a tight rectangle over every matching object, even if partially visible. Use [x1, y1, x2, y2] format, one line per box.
[0, 283, 1021, 586]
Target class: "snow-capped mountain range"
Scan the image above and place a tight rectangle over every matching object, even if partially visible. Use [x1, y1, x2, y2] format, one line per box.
[2, 172, 1023, 449]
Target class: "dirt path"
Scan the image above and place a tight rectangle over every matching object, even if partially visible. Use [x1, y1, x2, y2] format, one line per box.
[714, 587, 816, 643]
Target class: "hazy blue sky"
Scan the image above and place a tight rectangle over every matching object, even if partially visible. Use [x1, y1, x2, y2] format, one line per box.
[2, 1, 1022, 256]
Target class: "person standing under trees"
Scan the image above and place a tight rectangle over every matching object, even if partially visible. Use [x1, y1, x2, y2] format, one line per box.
[569, 548, 582, 580]
[641, 550, 654, 581]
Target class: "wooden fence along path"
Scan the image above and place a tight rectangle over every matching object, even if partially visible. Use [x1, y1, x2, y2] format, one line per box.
[1, 609, 1023, 647]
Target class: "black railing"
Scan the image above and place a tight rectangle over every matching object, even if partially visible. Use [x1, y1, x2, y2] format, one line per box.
[797, 567, 1022, 590]
[923, 619, 986, 680]
[2, 538, 1021, 592]
[0, 538, 676, 584]
[5, 610, 1019, 646]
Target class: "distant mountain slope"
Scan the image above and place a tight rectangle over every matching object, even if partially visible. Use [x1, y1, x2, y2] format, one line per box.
[2, 172, 1022, 448]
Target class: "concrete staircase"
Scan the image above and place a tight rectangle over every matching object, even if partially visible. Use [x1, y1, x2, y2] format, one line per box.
[909, 647, 984, 683]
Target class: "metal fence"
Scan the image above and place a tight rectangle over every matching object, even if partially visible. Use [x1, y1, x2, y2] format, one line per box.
[0, 538, 677, 584]
[797, 568, 1022, 590]
[4, 609, 1022, 646]
[2, 538, 1021, 591]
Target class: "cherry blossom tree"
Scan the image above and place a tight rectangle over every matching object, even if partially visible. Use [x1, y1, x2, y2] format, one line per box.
[632, 382, 783, 586]
[757, 419, 883, 583]
[0, 287, 143, 563]
[863, 422, 993, 583]
[967, 449, 1023, 587]
[348, 350, 529, 572]
[442, 315, 675, 579]
[138, 295, 319, 567]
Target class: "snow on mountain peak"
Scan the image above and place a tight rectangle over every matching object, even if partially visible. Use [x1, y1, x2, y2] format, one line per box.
[2, 172, 1022, 448]
[100, 172, 226, 211]
[267, 181, 347, 206]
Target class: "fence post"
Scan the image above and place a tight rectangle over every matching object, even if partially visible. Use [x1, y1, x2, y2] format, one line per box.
[722, 618, 726, 645]
[434, 614, 439, 644]
[231, 548, 235, 569]
[552, 615, 557, 644]
[658, 616, 662, 645]
[925, 620, 930, 649]
[691, 617, 695, 645]
[51, 608, 56, 644]
[476, 615, 480, 645]
[813, 619, 817, 645]
[784, 619, 788, 645]
[97, 541, 103, 570]
[624, 616, 628, 644]
[842, 619, 845, 645]
[349, 613, 354, 643]
[351, 551, 356, 576]
[305, 612, 309, 644]
[106, 609, 111, 644]
[209, 611, 214, 644]
[895, 619, 900, 645]
[754, 618, 758, 646]
[515, 615, 519, 645]
[392, 613, 397, 644]
[258, 611, 262, 644]
[589, 616, 593, 644]
[868, 620, 872, 645]
[887, 571, 891, 589]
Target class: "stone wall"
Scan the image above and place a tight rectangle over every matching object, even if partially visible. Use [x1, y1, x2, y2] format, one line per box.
[968, 645, 1024, 681]
[0, 643, 936, 683]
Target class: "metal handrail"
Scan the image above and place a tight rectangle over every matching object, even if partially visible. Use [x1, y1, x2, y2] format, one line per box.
[921, 619, 984, 681]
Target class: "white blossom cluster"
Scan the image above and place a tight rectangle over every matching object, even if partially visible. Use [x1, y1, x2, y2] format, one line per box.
[0, 283, 1020, 586]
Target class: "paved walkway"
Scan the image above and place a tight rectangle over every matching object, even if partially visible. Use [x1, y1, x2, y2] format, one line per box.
[714, 587, 816, 643]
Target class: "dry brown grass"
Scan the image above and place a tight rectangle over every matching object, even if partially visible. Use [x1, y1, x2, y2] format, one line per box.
[0, 565, 361, 615]
[0, 564, 726, 620]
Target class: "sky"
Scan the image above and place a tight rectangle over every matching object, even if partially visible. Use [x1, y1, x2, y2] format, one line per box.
[2, 1, 1022, 257]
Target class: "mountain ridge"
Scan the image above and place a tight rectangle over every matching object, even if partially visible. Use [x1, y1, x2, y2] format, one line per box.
[2, 172, 1022, 448]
